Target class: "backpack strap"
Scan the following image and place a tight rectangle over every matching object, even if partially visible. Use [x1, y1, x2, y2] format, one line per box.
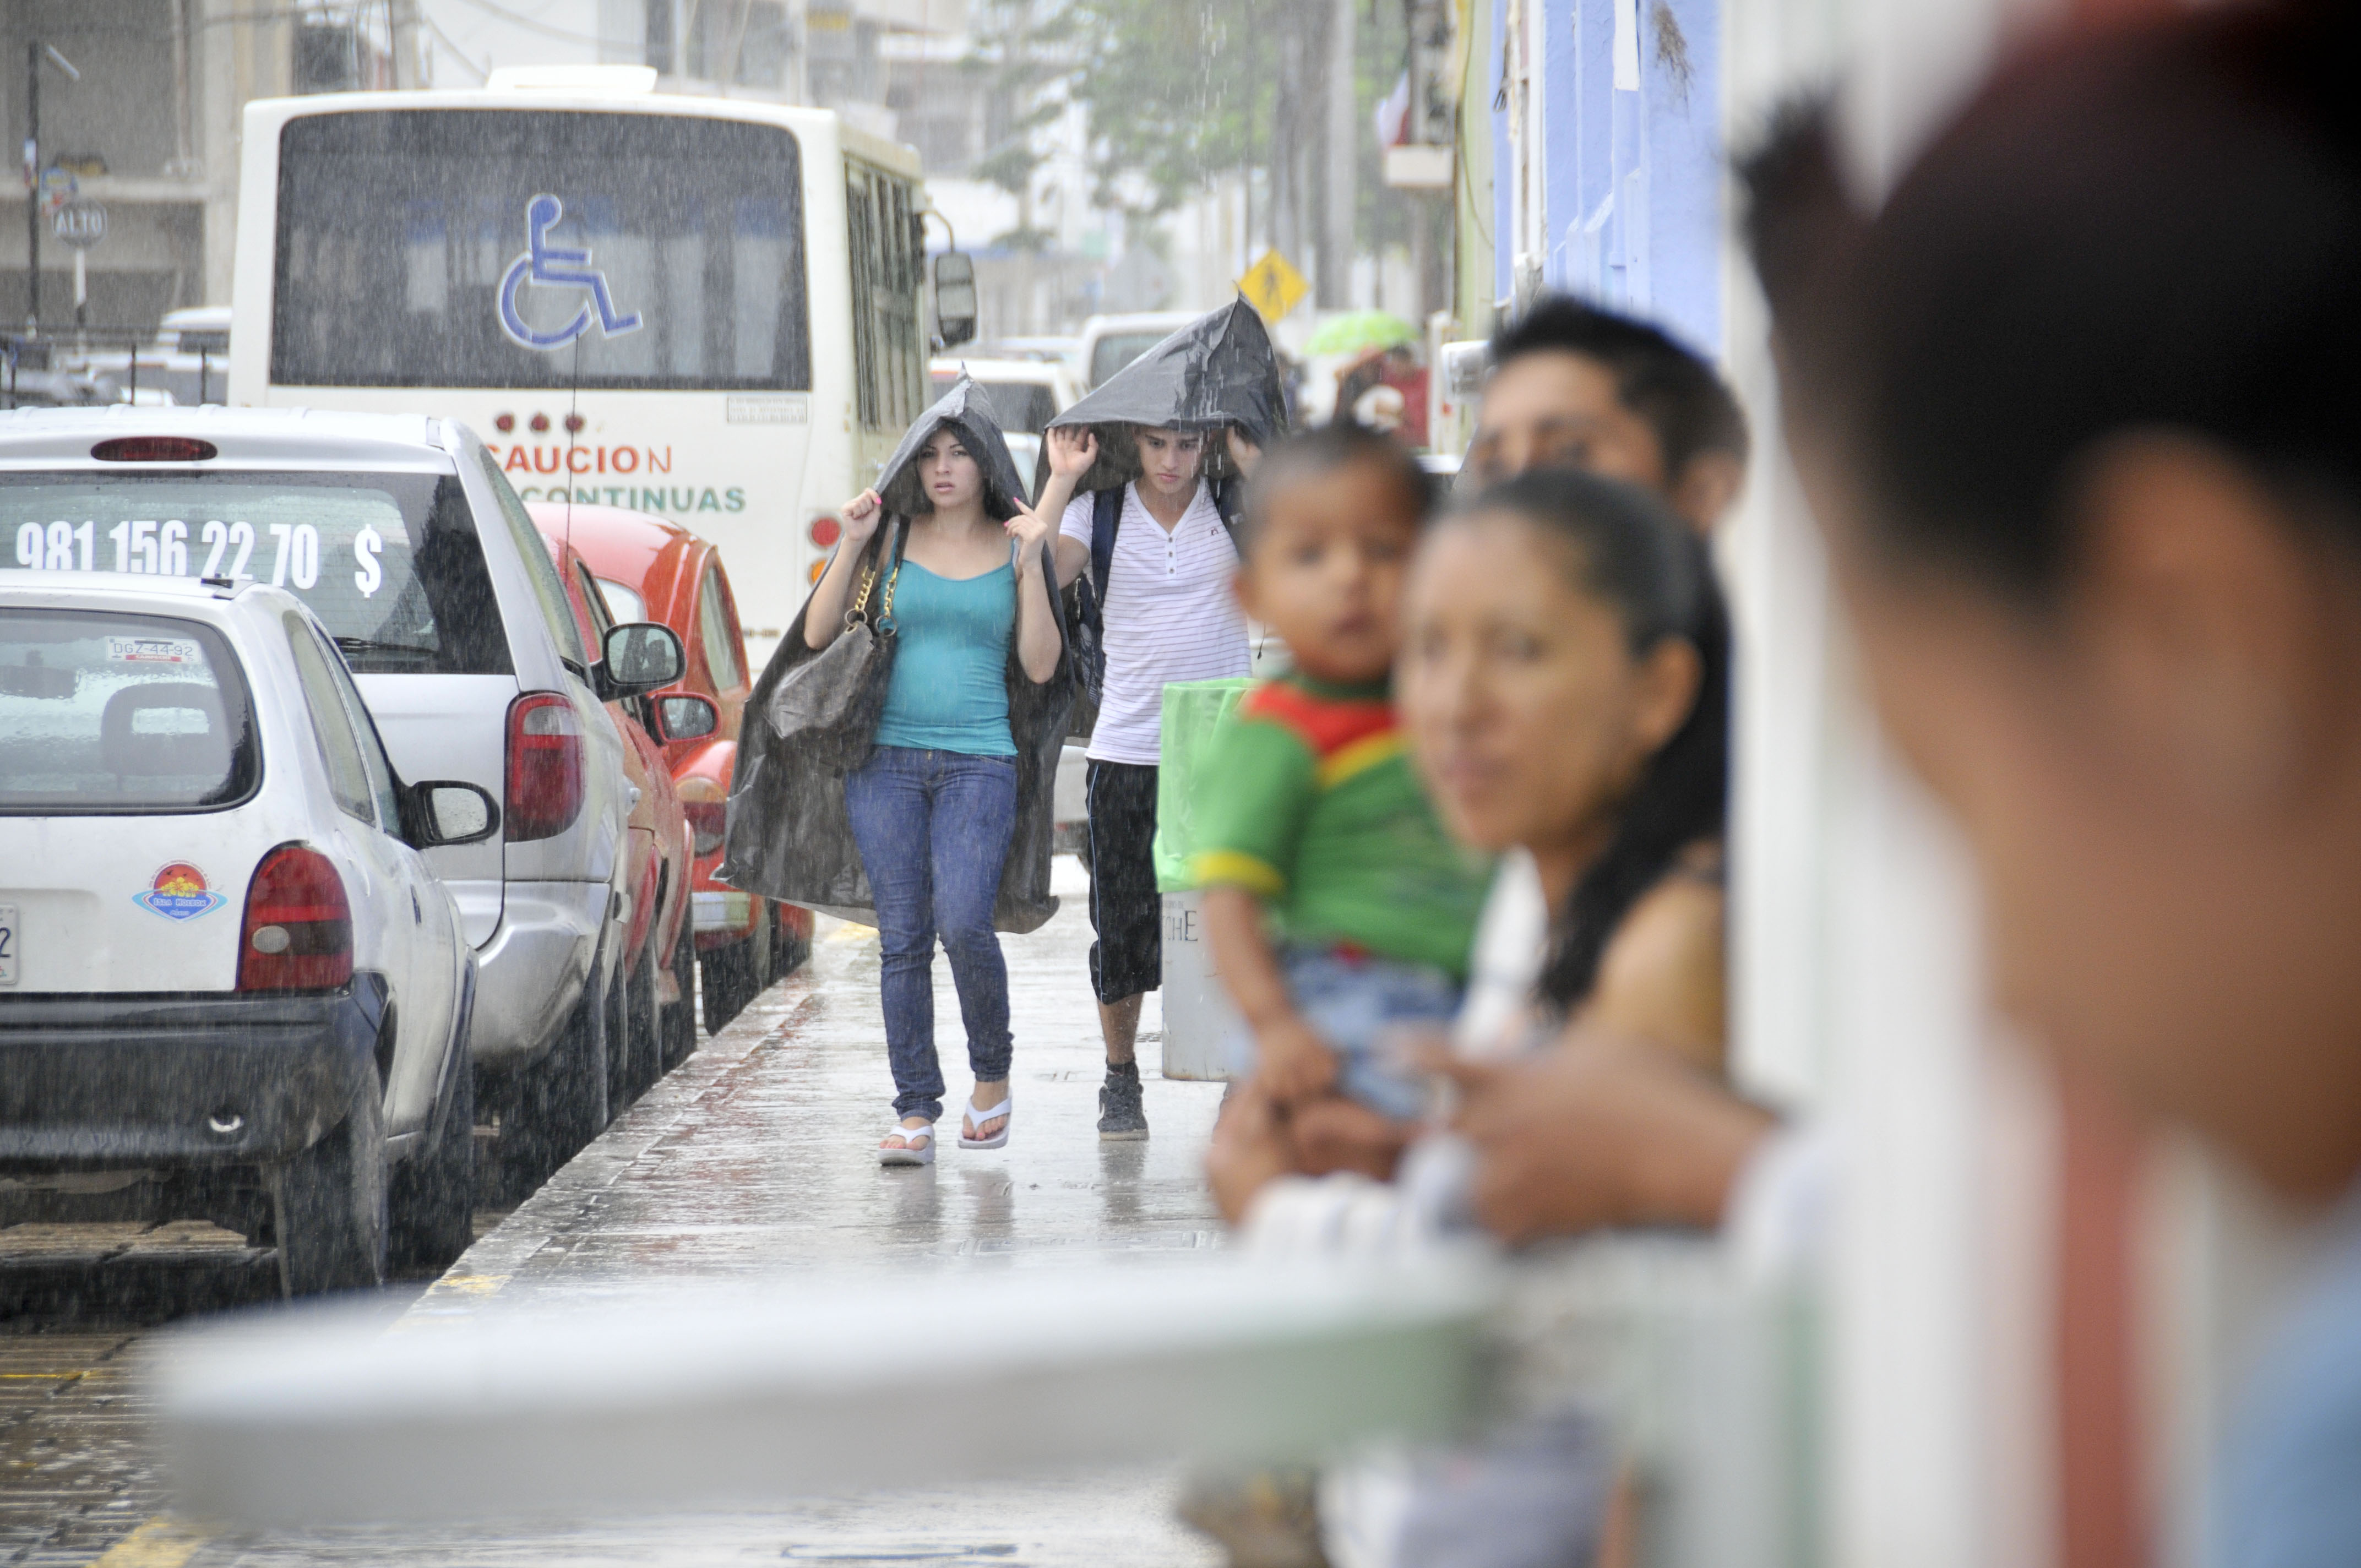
[1089, 484, 1124, 605]
[1209, 476, 1245, 557]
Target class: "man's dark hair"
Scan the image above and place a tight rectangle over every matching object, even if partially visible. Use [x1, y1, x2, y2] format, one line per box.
[1740, 1, 2361, 603]
[1489, 297, 1751, 478]
[1238, 421, 1434, 551]
[1451, 468, 1729, 1012]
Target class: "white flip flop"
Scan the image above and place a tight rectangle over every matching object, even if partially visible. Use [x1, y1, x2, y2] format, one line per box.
[959, 1096, 1012, 1150]
[879, 1120, 936, 1167]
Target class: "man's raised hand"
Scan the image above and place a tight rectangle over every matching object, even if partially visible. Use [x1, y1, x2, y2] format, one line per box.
[1226, 426, 1263, 477]
[1046, 425, 1098, 478]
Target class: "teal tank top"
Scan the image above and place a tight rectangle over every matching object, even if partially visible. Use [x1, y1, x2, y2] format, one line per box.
[872, 559, 1017, 756]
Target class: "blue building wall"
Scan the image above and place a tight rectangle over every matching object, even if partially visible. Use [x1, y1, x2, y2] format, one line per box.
[1488, 0, 1722, 357]
[1641, 0, 1724, 357]
[1492, 0, 1515, 306]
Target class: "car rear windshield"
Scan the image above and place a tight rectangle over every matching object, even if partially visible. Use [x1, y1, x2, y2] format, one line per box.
[1090, 333, 1169, 389]
[0, 609, 259, 814]
[0, 472, 512, 675]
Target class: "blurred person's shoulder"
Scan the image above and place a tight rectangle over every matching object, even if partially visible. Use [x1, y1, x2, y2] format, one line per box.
[1581, 841, 1727, 1075]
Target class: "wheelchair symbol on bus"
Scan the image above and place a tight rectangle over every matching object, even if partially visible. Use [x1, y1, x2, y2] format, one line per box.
[498, 194, 644, 351]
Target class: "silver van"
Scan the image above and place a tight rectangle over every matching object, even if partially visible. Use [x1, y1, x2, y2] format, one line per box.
[0, 407, 682, 1187]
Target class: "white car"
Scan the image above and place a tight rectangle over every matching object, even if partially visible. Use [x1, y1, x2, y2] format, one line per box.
[1076, 312, 1199, 392]
[928, 357, 1079, 497]
[0, 408, 686, 1199]
[0, 574, 493, 1292]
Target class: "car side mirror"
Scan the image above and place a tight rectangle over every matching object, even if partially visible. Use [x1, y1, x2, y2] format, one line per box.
[932, 251, 978, 350]
[651, 693, 719, 742]
[407, 780, 500, 848]
[597, 622, 684, 699]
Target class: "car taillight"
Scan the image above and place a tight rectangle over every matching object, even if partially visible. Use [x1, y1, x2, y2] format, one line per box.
[683, 801, 726, 856]
[507, 693, 585, 842]
[91, 436, 218, 462]
[238, 844, 353, 991]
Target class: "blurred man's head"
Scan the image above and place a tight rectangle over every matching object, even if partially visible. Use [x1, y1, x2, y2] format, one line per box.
[1746, 2, 2361, 1201]
[1466, 298, 1749, 532]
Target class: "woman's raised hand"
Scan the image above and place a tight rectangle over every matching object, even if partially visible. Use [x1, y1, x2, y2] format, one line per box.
[839, 488, 884, 543]
[1003, 497, 1054, 562]
[1045, 424, 1097, 478]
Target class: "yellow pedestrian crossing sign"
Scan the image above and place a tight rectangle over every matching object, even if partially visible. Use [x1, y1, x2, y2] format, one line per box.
[1239, 249, 1309, 323]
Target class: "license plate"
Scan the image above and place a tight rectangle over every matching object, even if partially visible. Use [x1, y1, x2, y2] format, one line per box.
[0, 904, 16, 987]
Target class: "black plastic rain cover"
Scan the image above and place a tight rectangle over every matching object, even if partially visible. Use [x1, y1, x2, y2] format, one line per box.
[874, 375, 1030, 524]
[1035, 298, 1287, 494]
[718, 375, 1076, 933]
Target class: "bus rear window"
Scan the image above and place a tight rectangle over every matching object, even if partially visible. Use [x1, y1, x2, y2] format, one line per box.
[0, 472, 512, 676]
[271, 111, 809, 394]
[0, 611, 259, 814]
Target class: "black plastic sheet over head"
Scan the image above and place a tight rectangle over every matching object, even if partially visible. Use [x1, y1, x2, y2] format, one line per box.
[874, 374, 1028, 522]
[1038, 299, 1287, 495]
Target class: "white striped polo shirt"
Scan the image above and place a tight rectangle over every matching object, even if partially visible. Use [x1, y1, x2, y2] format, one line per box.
[1059, 481, 1250, 765]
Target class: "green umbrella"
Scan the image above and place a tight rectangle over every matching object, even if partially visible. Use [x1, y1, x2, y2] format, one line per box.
[1300, 309, 1419, 357]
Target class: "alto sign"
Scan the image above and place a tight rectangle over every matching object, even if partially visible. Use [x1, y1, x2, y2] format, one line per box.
[51, 200, 106, 250]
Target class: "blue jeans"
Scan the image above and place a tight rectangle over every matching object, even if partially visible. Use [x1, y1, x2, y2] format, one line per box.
[1224, 945, 1462, 1121]
[845, 746, 1020, 1121]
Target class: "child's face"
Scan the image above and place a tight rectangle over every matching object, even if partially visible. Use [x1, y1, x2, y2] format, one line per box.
[1398, 512, 1698, 858]
[1237, 463, 1422, 685]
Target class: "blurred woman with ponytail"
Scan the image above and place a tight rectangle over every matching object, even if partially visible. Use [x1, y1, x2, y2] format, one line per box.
[1205, 464, 1737, 1221]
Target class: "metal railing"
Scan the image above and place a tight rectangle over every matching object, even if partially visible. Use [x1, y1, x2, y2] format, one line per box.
[0, 324, 227, 410]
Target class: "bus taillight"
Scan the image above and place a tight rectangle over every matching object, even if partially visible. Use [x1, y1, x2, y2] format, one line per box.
[809, 515, 841, 548]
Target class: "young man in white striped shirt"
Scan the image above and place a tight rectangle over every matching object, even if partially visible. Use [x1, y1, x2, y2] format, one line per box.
[1037, 421, 1259, 1139]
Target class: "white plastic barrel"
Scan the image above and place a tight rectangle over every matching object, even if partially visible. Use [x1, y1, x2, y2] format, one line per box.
[1160, 888, 1240, 1081]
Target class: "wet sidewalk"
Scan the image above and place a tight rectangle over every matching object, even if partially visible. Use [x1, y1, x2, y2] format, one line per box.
[162, 857, 1231, 1567]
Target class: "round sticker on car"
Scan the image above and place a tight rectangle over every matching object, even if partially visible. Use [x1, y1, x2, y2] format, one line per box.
[134, 862, 226, 922]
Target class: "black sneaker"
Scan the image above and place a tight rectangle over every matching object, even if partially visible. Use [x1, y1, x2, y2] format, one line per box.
[1097, 1062, 1149, 1141]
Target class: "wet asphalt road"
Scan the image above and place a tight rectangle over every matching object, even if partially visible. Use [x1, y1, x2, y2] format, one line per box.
[1, 857, 1229, 1566]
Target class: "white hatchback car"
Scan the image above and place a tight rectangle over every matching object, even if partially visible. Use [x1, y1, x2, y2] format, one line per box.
[0, 574, 492, 1293]
[0, 409, 684, 1197]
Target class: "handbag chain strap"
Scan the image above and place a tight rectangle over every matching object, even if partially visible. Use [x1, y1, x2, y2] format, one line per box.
[845, 521, 904, 631]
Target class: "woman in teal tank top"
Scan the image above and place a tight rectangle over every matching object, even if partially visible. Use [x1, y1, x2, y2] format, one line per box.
[803, 410, 1063, 1165]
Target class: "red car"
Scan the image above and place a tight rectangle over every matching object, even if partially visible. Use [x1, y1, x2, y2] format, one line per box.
[531, 517, 694, 1096]
[526, 503, 810, 1037]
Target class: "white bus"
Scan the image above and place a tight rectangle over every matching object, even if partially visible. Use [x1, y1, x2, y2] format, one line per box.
[228, 72, 964, 641]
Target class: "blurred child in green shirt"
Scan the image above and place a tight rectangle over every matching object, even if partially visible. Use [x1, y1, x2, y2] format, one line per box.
[1193, 424, 1492, 1117]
